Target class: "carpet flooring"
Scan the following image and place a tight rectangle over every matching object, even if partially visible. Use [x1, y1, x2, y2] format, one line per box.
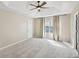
[0, 38, 78, 58]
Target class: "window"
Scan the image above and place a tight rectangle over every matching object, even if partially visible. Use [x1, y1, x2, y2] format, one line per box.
[45, 26, 53, 33]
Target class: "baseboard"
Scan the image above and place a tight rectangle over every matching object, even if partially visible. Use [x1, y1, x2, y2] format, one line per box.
[0, 38, 29, 50]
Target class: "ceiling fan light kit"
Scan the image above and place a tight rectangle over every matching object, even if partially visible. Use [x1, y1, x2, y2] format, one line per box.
[37, 7, 41, 12]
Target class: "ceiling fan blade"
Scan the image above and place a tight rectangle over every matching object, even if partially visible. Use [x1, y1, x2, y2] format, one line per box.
[30, 4, 36, 7]
[40, 1, 47, 6]
[30, 8, 37, 10]
[41, 7, 49, 9]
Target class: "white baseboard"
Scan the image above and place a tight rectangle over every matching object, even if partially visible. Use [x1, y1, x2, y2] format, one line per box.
[0, 38, 29, 50]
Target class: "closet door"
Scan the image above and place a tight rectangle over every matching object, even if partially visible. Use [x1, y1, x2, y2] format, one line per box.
[33, 18, 43, 38]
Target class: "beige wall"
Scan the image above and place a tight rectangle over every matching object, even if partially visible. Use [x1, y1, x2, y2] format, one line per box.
[27, 18, 33, 38]
[59, 14, 71, 42]
[0, 9, 30, 48]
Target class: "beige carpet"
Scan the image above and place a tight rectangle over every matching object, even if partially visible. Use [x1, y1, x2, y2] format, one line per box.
[0, 38, 78, 58]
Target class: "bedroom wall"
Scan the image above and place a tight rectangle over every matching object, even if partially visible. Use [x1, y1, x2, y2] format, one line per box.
[27, 18, 33, 38]
[59, 14, 71, 42]
[0, 9, 31, 48]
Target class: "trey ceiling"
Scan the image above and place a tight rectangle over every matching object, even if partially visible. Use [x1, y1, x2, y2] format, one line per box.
[0, 1, 79, 18]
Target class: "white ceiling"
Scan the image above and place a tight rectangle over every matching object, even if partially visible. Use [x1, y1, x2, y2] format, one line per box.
[0, 1, 79, 18]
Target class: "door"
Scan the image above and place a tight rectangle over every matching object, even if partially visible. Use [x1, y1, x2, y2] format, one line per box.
[33, 18, 43, 38]
[75, 11, 79, 52]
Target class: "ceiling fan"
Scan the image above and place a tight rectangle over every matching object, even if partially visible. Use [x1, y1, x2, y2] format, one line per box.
[30, 1, 48, 12]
